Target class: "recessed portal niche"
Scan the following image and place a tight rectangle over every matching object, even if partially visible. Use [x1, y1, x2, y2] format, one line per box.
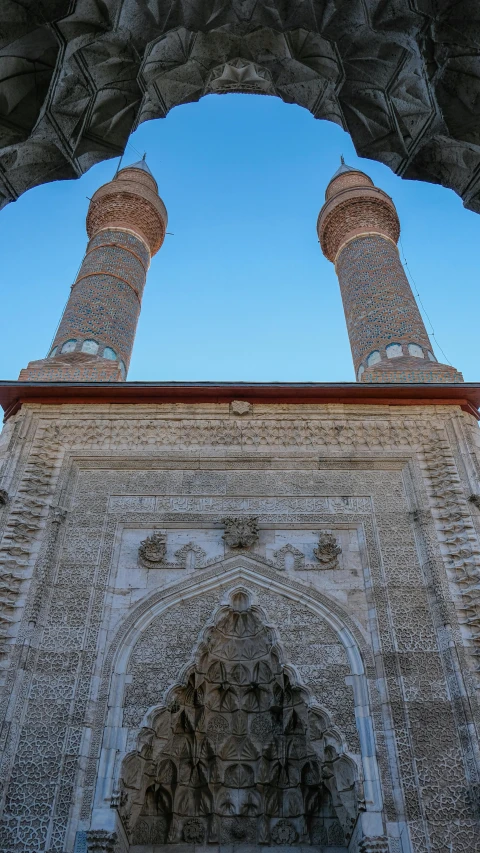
[119, 590, 359, 849]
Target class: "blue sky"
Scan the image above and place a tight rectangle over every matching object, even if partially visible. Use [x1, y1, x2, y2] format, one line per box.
[1, 94, 478, 383]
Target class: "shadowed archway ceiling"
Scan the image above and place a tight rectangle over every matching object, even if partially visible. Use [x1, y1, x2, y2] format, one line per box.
[1, 1, 479, 211]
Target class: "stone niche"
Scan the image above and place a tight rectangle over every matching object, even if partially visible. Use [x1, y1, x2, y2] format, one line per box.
[119, 590, 359, 851]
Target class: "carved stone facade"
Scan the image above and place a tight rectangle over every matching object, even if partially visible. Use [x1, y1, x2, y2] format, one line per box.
[1, 3, 480, 213]
[0, 400, 479, 852]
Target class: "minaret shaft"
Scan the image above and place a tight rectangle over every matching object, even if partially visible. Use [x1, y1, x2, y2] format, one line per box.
[19, 162, 167, 383]
[317, 165, 462, 384]
[50, 228, 150, 377]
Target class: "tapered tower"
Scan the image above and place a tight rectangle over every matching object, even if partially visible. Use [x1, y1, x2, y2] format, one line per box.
[317, 161, 462, 383]
[19, 159, 167, 382]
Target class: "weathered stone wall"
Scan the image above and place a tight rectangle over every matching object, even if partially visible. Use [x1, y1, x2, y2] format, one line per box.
[0, 402, 479, 852]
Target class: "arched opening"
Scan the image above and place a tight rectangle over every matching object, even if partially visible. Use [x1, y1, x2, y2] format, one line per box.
[118, 589, 361, 850]
[1, 8, 479, 212]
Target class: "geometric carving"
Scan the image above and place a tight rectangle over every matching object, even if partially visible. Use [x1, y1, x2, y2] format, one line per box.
[174, 542, 207, 570]
[313, 533, 342, 570]
[138, 532, 167, 568]
[273, 543, 305, 571]
[222, 517, 259, 549]
[119, 589, 358, 847]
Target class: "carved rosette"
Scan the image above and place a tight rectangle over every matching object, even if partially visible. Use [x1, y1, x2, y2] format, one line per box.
[313, 532, 341, 569]
[222, 516, 259, 549]
[138, 532, 167, 568]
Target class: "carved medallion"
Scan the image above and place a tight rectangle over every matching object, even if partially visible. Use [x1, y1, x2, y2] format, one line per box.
[138, 532, 167, 568]
[271, 819, 298, 844]
[313, 532, 341, 569]
[229, 400, 252, 416]
[183, 819, 205, 844]
[222, 516, 259, 548]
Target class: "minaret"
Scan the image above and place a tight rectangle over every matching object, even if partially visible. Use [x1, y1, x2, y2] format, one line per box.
[317, 160, 463, 383]
[19, 159, 167, 382]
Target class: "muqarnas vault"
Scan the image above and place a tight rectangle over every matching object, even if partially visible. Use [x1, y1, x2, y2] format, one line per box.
[0, 160, 479, 853]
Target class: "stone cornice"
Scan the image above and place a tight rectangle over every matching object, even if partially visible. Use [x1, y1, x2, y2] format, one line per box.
[0, 381, 479, 420]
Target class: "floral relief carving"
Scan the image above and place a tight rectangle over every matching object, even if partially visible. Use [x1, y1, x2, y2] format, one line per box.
[222, 516, 259, 549]
[313, 532, 342, 570]
[119, 589, 359, 848]
[138, 532, 167, 568]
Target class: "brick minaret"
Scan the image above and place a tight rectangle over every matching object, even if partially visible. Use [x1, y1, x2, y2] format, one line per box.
[317, 161, 462, 383]
[19, 159, 167, 382]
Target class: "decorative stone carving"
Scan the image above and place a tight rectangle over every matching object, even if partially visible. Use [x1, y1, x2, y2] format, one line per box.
[85, 830, 118, 852]
[138, 532, 166, 568]
[358, 837, 389, 853]
[313, 532, 342, 569]
[1, 4, 480, 213]
[119, 589, 358, 847]
[271, 819, 298, 844]
[273, 543, 305, 571]
[0, 488, 8, 505]
[174, 542, 207, 569]
[222, 516, 259, 548]
[183, 818, 206, 843]
[468, 493, 480, 510]
[50, 506, 67, 524]
[230, 400, 252, 416]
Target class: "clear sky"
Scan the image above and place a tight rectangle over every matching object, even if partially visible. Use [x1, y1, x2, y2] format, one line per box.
[1, 94, 478, 383]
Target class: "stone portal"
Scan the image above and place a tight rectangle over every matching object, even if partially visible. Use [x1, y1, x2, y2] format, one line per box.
[119, 590, 358, 849]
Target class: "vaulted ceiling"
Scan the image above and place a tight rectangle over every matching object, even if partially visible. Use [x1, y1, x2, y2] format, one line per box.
[1, 1, 479, 211]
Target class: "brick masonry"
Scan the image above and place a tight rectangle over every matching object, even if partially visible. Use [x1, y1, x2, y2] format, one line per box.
[18, 162, 167, 384]
[318, 166, 463, 384]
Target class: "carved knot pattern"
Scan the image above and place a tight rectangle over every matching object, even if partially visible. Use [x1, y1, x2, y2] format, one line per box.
[119, 589, 358, 847]
[85, 830, 118, 852]
[313, 533, 342, 569]
[174, 542, 207, 569]
[138, 532, 167, 568]
[273, 543, 305, 571]
[222, 516, 259, 549]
